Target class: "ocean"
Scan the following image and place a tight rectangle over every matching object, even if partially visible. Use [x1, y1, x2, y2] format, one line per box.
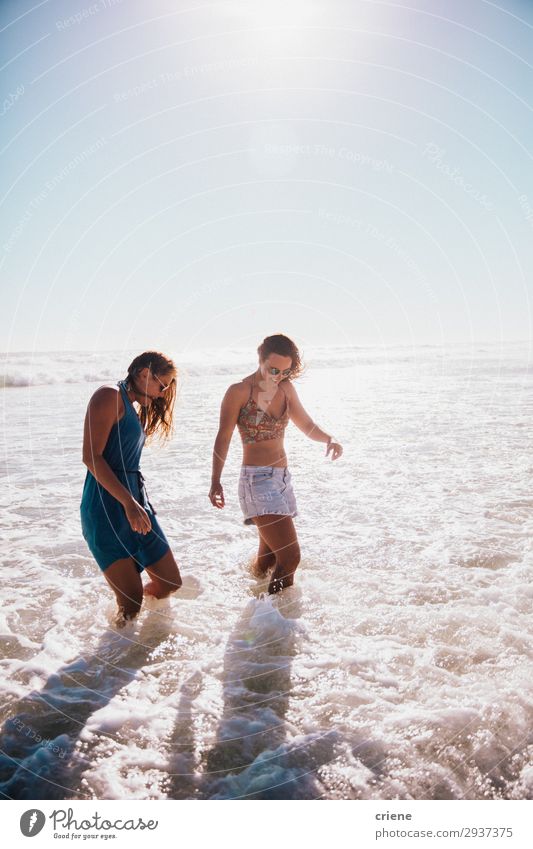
[0, 343, 532, 800]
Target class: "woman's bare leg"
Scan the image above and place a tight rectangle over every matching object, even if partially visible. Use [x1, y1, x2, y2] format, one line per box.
[251, 535, 277, 577]
[144, 548, 182, 599]
[252, 515, 300, 593]
[103, 558, 144, 623]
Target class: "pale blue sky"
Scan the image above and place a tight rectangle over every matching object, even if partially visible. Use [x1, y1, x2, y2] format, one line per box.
[1, 0, 532, 353]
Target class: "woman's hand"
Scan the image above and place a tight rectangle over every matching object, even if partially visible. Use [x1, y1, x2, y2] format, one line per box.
[124, 498, 152, 534]
[326, 440, 343, 461]
[209, 481, 225, 508]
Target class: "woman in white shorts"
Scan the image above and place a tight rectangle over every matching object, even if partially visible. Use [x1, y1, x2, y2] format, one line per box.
[209, 334, 343, 594]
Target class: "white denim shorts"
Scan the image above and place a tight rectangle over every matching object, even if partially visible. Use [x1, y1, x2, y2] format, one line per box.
[238, 466, 298, 525]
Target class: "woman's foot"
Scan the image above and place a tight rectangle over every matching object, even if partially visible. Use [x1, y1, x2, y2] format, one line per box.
[268, 567, 295, 594]
[113, 608, 139, 629]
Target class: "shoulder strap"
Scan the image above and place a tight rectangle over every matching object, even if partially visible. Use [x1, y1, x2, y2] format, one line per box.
[117, 380, 132, 415]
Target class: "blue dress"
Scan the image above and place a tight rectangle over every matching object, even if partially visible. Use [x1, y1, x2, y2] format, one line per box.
[80, 381, 170, 572]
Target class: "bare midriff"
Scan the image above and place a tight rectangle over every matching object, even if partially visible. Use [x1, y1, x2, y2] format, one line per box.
[242, 438, 287, 468]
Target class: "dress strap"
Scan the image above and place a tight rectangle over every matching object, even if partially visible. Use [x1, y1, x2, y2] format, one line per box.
[117, 379, 127, 402]
[117, 380, 134, 419]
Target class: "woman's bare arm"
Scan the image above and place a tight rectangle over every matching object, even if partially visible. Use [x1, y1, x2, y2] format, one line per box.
[209, 384, 244, 507]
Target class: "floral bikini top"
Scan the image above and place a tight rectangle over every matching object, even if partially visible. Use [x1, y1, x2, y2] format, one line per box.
[237, 375, 290, 444]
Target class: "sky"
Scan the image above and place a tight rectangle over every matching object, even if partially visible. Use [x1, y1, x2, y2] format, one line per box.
[1, 0, 532, 354]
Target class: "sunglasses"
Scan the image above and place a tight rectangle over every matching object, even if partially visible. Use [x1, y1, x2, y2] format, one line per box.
[151, 372, 174, 392]
[267, 366, 292, 377]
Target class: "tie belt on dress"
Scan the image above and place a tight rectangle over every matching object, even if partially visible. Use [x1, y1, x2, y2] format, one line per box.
[111, 468, 157, 514]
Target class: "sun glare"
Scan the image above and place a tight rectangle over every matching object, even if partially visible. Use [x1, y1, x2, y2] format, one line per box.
[227, 0, 321, 32]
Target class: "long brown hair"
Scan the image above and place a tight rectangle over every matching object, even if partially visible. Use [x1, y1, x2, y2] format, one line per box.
[126, 351, 177, 441]
[257, 334, 304, 380]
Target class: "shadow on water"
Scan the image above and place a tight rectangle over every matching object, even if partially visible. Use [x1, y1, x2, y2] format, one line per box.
[164, 670, 203, 800]
[0, 612, 172, 800]
[195, 589, 339, 800]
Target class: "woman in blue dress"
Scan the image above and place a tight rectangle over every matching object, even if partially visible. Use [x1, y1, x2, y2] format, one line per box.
[81, 351, 182, 625]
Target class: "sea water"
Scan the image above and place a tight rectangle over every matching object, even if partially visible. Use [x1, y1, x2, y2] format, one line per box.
[0, 343, 532, 799]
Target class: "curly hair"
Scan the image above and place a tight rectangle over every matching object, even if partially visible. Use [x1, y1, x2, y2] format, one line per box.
[257, 334, 304, 380]
[126, 351, 178, 441]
